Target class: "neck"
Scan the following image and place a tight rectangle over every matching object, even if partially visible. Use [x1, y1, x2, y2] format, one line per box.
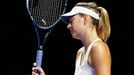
[81, 27, 98, 52]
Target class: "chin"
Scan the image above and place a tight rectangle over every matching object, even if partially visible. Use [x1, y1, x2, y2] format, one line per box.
[72, 34, 80, 40]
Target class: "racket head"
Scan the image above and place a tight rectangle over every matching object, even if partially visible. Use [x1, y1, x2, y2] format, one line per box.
[26, 0, 68, 29]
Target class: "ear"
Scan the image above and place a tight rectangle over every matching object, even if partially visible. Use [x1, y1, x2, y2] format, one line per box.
[79, 14, 88, 25]
[83, 15, 88, 25]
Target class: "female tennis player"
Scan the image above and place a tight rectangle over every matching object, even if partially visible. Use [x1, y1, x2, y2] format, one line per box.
[32, 2, 112, 75]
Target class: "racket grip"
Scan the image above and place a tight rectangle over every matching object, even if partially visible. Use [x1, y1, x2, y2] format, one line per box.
[36, 50, 43, 75]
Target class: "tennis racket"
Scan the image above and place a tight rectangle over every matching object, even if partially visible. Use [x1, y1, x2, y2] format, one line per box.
[26, 0, 68, 74]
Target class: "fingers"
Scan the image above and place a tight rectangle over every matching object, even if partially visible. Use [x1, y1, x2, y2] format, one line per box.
[32, 71, 36, 75]
[33, 62, 36, 67]
[32, 67, 37, 74]
[32, 63, 37, 73]
[32, 63, 37, 75]
[32, 62, 45, 75]
[32, 66, 45, 75]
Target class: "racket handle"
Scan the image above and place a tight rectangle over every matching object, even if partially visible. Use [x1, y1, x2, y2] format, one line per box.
[36, 50, 43, 75]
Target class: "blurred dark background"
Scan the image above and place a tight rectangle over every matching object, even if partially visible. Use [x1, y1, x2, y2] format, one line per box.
[0, 0, 134, 75]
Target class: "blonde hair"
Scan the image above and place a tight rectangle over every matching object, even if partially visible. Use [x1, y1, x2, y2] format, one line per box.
[76, 2, 111, 42]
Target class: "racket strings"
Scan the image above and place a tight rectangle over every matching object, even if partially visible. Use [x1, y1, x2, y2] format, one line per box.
[28, 0, 65, 29]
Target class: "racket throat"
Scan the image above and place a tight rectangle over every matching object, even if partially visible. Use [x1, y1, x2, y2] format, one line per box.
[39, 46, 43, 50]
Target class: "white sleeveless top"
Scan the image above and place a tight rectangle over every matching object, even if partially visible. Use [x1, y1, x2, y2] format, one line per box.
[74, 38, 101, 75]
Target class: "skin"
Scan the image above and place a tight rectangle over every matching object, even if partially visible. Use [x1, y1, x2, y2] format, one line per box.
[32, 13, 111, 75]
[32, 63, 45, 75]
[73, 14, 111, 75]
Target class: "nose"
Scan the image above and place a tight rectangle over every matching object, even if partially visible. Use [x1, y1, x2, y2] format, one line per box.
[67, 23, 71, 29]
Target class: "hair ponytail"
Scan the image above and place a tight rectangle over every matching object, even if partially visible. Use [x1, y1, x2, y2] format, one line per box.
[75, 2, 111, 42]
[97, 7, 111, 42]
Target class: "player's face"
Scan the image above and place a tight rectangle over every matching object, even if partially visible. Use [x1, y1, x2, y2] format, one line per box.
[67, 14, 85, 39]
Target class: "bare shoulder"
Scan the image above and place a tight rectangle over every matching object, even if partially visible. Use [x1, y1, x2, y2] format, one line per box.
[77, 47, 84, 54]
[91, 40, 111, 56]
[88, 40, 112, 75]
[91, 40, 111, 66]
[76, 47, 84, 60]
[90, 40, 112, 74]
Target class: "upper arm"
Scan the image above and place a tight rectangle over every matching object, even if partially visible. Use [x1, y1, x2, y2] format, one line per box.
[91, 42, 111, 75]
